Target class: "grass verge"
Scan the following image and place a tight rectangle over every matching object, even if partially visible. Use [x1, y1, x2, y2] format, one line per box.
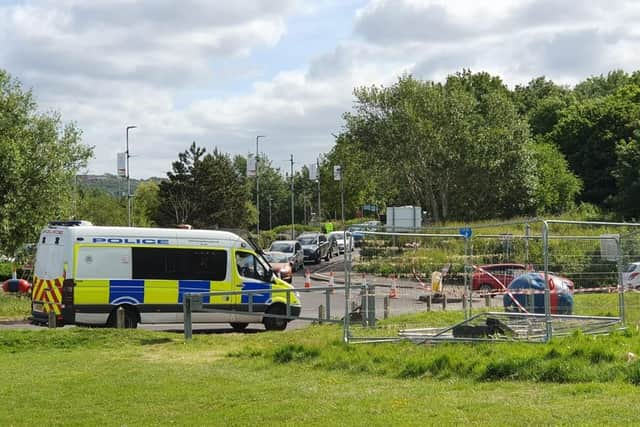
[0, 291, 31, 321]
[2, 307, 640, 425]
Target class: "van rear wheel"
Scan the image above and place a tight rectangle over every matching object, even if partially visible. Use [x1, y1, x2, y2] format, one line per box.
[263, 304, 288, 331]
[230, 322, 248, 331]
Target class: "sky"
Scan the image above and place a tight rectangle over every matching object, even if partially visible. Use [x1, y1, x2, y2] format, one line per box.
[2, 0, 640, 178]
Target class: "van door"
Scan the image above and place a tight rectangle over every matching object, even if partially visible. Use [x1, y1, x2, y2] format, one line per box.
[234, 250, 272, 323]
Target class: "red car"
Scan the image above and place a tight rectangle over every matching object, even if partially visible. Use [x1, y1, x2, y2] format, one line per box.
[264, 251, 295, 283]
[472, 263, 531, 292]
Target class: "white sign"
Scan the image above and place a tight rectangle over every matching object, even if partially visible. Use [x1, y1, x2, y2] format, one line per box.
[333, 165, 342, 181]
[117, 152, 126, 177]
[247, 155, 257, 177]
[309, 163, 318, 181]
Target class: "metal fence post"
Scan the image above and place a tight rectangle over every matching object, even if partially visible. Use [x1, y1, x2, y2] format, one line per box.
[325, 288, 331, 320]
[368, 284, 376, 327]
[360, 285, 367, 327]
[464, 237, 471, 318]
[383, 296, 389, 319]
[543, 221, 552, 342]
[184, 294, 192, 341]
[617, 236, 625, 323]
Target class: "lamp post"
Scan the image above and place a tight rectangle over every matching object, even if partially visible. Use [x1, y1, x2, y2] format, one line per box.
[255, 135, 266, 234]
[290, 154, 295, 238]
[126, 125, 137, 227]
[268, 196, 273, 231]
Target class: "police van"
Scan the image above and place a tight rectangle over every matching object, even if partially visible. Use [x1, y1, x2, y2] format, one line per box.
[31, 221, 301, 330]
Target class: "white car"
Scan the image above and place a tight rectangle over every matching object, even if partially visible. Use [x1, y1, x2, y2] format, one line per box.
[623, 262, 640, 289]
[328, 231, 353, 254]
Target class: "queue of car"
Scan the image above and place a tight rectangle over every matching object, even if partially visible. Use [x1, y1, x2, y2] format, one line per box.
[264, 231, 346, 277]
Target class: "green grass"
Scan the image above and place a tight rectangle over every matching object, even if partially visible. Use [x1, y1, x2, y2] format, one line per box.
[0, 291, 31, 320]
[2, 310, 640, 425]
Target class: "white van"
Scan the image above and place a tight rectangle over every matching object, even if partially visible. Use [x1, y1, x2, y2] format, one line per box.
[31, 221, 301, 330]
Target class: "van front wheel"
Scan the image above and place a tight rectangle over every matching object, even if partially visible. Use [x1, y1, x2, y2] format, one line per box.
[263, 304, 288, 331]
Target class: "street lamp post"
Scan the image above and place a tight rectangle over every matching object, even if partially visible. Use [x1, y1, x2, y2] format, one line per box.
[268, 196, 273, 231]
[255, 135, 266, 234]
[290, 154, 295, 239]
[126, 125, 137, 227]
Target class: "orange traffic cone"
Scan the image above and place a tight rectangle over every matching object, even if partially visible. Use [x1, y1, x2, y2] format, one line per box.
[389, 274, 399, 299]
[328, 271, 335, 294]
[304, 269, 312, 288]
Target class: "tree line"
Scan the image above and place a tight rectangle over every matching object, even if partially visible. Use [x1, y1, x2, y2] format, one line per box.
[2, 68, 640, 256]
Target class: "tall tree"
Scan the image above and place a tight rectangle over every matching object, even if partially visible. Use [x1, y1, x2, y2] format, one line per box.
[132, 181, 160, 227]
[339, 72, 537, 222]
[157, 143, 250, 229]
[550, 82, 640, 208]
[156, 142, 204, 226]
[0, 70, 92, 255]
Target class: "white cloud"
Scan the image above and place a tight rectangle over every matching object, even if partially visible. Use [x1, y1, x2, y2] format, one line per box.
[1, 0, 640, 178]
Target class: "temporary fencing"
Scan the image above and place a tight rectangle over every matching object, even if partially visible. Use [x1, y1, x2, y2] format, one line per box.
[342, 219, 639, 344]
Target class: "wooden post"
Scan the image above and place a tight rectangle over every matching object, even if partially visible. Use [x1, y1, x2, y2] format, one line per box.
[184, 296, 192, 341]
[485, 295, 491, 307]
[426, 295, 432, 312]
[318, 305, 325, 324]
[48, 310, 56, 329]
[442, 295, 447, 311]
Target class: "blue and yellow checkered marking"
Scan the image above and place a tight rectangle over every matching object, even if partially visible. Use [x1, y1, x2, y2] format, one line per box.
[75, 279, 219, 305]
[178, 280, 211, 303]
[241, 282, 271, 304]
[109, 279, 145, 304]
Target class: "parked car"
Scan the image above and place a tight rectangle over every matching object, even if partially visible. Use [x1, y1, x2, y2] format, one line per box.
[623, 261, 640, 289]
[268, 240, 303, 271]
[328, 231, 353, 254]
[472, 263, 531, 293]
[503, 272, 574, 315]
[297, 233, 331, 264]
[264, 251, 295, 283]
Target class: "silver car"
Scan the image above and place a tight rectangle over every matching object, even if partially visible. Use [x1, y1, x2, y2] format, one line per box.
[268, 240, 304, 271]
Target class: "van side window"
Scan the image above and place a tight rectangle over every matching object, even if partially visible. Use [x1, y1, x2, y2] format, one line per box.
[132, 248, 227, 281]
[236, 252, 267, 281]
